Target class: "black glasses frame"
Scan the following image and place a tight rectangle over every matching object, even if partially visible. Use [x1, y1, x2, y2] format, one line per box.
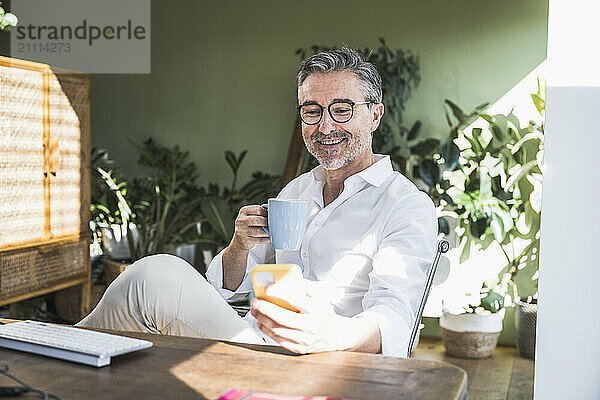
[296, 100, 372, 125]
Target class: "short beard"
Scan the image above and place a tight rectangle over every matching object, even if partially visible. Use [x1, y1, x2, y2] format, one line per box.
[305, 129, 371, 170]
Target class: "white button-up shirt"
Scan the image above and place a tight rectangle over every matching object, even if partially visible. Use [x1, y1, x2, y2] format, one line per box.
[206, 154, 437, 357]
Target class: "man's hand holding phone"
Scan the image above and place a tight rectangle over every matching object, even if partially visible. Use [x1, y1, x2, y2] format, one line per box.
[250, 264, 353, 354]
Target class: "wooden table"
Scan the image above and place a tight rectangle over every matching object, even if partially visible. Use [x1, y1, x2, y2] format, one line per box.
[0, 330, 468, 400]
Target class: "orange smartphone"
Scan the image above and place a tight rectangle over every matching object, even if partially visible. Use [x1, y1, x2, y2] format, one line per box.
[251, 264, 303, 312]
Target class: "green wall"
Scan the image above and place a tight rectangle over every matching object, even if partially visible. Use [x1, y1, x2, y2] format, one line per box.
[86, 0, 548, 186]
[0, 0, 550, 186]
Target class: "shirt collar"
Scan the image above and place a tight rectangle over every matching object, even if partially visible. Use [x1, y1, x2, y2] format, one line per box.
[310, 154, 394, 188]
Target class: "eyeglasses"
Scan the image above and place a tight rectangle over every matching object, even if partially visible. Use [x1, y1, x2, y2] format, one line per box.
[297, 100, 371, 125]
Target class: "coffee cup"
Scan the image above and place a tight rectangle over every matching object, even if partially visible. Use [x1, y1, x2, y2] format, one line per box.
[261, 198, 309, 251]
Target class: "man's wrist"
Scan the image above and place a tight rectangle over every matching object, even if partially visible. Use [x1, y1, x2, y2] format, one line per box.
[222, 238, 250, 291]
[229, 235, 251, 252]
[342, 315, 382, 354]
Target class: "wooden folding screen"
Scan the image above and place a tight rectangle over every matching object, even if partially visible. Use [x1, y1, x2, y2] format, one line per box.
[0, 56, 90, 316]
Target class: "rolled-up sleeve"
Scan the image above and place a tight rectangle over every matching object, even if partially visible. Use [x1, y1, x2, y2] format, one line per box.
[355, 191, 437, 357]
[206, 243, 275, 300]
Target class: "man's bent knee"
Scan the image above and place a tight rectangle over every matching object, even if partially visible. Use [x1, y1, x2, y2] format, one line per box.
[78, 254, 203, 331]
[120, 254, 199, 288]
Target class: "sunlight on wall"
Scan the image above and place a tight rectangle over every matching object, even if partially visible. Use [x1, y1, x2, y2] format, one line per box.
[49, 72, 82, 237]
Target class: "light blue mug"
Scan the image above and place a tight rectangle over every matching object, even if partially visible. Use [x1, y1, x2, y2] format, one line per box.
[261, 198, 309, 251]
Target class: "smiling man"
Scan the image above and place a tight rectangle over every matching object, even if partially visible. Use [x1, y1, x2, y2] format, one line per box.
[77, 48, 437, 357]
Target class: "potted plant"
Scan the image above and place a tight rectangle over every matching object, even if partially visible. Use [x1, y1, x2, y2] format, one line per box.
[91, 139, 281, 280]
[438, 92, 543, 359]
[440, 285, 506, 359]
[126, 139, 280, 273]
[91, 148, 136, 259]
[90, 148, 139, 284]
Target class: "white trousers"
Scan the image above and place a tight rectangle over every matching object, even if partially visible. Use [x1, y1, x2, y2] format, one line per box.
[76, 254, 265, 345]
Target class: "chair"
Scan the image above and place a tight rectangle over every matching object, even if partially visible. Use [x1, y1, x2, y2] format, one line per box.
[407, 239, 450, 358]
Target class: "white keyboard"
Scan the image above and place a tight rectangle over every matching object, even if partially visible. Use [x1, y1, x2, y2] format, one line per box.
[0, 320, 153, 367]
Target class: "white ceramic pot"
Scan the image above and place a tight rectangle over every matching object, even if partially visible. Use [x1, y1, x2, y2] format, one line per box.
[99, 223, 139, 260]
[440, 308, 506, 333]
[170, 243, 196, 265]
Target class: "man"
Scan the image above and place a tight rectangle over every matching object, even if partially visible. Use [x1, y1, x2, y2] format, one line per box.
[77, 48, 437, 357]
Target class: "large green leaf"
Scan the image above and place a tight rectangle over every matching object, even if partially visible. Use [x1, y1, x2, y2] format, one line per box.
[460, 237, 471, 264]
[480, 233, 495, 250]
[479, 172, 492, 200]
[200, 197, 235, 243]
[444, 99, 468, 123]
[491, 213, 505, 243]
[480, 289, 504, 313]
[492, 114, 509, 139]
[470, 218, 487, 238]
[521, 138, 542, 165]
[507, 112, 522, 134]
[0, 12, 17, 31]
[470, 127, 485, 152]
[531, 93, 545, 115]
[238, 150, 248, 168]
[438, 217, 450, 235]
[225, 151, 238, 173]
[513, 252, 539, 299]
[524, 202, 538, 232]
[418, 160, 440, 187]
[410, 138, 440, 158]
[506, 160, 537, 189]
[482, 153, 503, 177]
[463, 134, 483, 157]
[511, 131, 542, 156]
[518, 176, 534, 202]
[440, 193, 454, 206]
[407, 120, 423, 141]
[465, 169, 480, 193]
[491, 124, 505, 144]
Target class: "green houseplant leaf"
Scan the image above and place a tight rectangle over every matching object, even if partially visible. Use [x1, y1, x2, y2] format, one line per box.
[480, 288, 504, 313]
[200, 197, 235, 244]
[443, 92, 544, 312]
[418, 160, 440, 188]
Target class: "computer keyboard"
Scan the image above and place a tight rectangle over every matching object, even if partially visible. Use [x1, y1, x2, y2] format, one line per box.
[0, 320, 153, 367]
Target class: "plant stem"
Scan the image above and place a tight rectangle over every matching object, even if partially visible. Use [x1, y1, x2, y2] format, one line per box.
[230, 169, 238, 201]
[156, 167, 176, 253]
[499, 242, 511, 266]
[511, 236, 516, 266]
[231, 171, 238, 194]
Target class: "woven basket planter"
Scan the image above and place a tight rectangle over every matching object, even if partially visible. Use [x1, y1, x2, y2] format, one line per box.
[103, 258, 131, 285]
[440, 309, 505, 359]
[515, 299, 537, 359]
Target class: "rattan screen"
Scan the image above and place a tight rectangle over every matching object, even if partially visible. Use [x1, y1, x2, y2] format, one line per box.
[0, 57, 90, 304]
[0, 65, 46, 247]
[49, 72, 89, 237]
[0, 239, 87, 300]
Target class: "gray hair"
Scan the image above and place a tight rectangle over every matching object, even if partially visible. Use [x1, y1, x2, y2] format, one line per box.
[297, 47, 382, 104]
